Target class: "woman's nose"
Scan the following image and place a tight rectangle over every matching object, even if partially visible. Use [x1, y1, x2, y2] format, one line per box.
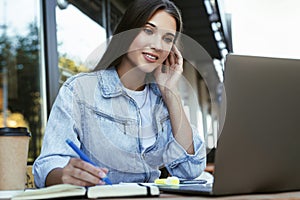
[149, 35, 163, 51]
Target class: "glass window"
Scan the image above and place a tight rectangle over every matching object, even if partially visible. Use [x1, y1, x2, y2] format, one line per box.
[56, 2, 107, 84]
[0, 0, 45, 162]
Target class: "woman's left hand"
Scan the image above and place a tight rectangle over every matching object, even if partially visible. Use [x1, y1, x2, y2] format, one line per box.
[154, 45, 183, 97]
[154, 45, 195, 154]
[154, 45, 183, 98]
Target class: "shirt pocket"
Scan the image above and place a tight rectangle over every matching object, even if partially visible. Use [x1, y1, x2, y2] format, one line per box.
[159, 115, 170, 134]
[94, 111, 131, 135]
[94, 111, 138, 152]
[94, 108, 138, 135]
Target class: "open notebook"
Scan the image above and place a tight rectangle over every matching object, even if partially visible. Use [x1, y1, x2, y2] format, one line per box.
[11, 183, 159, 199]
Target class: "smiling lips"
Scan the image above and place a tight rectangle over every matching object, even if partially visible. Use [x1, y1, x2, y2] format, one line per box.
[142, 52, 159, 63]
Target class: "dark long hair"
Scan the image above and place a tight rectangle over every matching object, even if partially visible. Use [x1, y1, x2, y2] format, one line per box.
[93, 0, 182, 71]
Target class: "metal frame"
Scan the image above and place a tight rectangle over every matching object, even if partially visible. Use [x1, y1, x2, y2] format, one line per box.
[41, 0, 60, 116]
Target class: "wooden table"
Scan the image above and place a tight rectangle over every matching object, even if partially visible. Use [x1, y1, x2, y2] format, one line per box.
[101, 191, 300, 200]
[2, 190, 300, 200]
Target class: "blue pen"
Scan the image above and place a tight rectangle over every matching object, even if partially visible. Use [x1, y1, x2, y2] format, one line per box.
[66, 139, 112, 185]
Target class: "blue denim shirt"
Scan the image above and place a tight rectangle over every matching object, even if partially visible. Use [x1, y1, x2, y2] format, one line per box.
[33, 67, 206, 188]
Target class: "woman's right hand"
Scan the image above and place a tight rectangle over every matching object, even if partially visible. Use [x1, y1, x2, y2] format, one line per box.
[46, 158, 109, 187]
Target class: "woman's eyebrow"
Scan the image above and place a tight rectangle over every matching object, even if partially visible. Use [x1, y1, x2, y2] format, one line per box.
[146, 22, 157, 28]
[165, 32, 175, 38]
[146, 22, 175, 37]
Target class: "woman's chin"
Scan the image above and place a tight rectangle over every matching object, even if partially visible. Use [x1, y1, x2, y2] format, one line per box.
[138, 63, 161, 73]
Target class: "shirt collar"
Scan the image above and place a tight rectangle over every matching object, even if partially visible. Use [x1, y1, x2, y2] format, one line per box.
[98, 67, 162, 98]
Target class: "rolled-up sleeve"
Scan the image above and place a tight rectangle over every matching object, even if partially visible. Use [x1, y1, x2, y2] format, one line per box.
[163, 125, 206, 179]
[33, 81, 82, 188]
[33, 156, 70, 188]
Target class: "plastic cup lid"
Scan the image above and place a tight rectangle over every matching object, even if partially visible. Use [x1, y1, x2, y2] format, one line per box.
[0, 127, 31, 137]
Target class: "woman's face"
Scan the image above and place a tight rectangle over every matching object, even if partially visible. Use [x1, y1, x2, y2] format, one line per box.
[124, 10, 177, 73]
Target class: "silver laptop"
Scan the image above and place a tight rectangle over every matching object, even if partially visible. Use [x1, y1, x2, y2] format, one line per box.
[159, 54, 300, 196]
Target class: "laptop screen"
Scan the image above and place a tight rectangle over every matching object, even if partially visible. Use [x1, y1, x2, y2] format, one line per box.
[213, 54, 300, 195]
[158, 54, 300, 196]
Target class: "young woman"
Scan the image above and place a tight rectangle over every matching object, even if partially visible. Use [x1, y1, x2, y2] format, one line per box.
[33, 0, 206, 188]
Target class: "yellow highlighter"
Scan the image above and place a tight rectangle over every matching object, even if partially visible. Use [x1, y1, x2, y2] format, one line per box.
[154, 176, 180, 185]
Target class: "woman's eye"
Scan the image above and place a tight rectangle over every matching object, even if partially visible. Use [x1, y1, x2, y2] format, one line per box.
[144, 28, 153, 35]
[163, 37, 174, 44]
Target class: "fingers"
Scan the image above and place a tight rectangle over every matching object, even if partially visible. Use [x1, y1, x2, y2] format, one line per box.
[164, 45, 183, 71]
[168, 51, 176, 67]
[70, 158, 101, 178]
[171, 46, 183, 73]
[62, 158, 109, 186]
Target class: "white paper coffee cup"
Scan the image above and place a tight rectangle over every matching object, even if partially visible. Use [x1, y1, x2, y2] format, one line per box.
[0, 127, 31, 190]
